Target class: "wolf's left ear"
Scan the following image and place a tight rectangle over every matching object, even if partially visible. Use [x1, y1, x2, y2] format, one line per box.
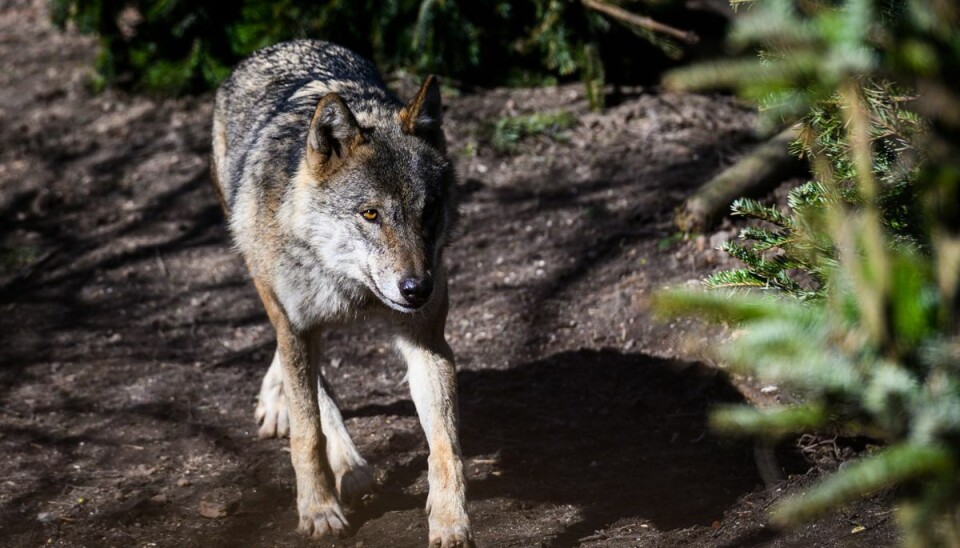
[400, 76, 445, 151]
[307, 93, 364, 175]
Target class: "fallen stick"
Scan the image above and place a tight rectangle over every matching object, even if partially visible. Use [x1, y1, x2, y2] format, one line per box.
[581, 0, 700, 45]
[676, 126, 807, 233]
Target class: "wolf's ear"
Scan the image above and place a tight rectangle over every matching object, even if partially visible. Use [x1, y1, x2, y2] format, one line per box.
[400, 76, 445, 151]
[307, 93, 364, 174]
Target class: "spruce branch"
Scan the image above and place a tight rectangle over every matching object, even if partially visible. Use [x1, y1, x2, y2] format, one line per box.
[772, 444, 954, 526]
[710, 404, 828, 438]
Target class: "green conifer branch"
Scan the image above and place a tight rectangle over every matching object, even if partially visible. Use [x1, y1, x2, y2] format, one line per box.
[710, 403, 828, 438]
[772, 444, 954, 526]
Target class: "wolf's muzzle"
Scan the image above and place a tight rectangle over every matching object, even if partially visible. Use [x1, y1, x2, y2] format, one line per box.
[399, 274, 433, 307]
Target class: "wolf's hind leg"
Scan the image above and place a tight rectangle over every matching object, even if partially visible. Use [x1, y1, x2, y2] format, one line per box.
[255, 344, 375, 502]
[309, 336, 376, 505]
[256, 346, 375, 502]
[255, 350, 289, 438]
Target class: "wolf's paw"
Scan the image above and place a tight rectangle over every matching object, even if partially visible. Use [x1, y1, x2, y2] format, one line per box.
[297, 501, 350, 539]
[255, 381, 288, 438]
[427, 504, 473, 548]
[427, 521, 474, 548]
[336, 461, 376, 505]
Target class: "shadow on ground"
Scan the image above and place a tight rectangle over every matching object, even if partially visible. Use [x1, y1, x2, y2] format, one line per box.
[344, 348, 762, 547]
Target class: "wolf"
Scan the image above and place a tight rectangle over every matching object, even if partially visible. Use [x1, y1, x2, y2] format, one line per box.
[210, 40, 472, 547]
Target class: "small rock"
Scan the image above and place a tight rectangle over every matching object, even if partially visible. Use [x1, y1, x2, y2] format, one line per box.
[197, 500, 230, 519]
[176, 478, 191, 487]
[710, 230, 734, 250]
[132, 464, 157, 477]
[197, 487, 243, 519]
[695, 235, 707, 252]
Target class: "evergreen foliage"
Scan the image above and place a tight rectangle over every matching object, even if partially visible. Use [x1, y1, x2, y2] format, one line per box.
[659, 225, 960, 543]
[703, 83, 926, 301]
[658, 0, 960, 543]
[50, 0, 709, 100]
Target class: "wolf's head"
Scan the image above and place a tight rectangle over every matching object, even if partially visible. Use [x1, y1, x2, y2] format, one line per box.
[290, 77, 457, 313]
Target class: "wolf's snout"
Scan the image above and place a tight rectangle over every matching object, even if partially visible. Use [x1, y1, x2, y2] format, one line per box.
[398, 274, 433, 307]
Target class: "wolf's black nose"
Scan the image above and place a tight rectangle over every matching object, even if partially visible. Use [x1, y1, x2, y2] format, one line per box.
[399, 275, 433, 307]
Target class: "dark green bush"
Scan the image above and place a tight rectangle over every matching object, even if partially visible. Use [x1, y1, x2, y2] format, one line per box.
[51, 0, 718, 99]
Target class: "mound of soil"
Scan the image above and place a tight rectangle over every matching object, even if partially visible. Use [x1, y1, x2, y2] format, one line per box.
[0, 1, 896, 546]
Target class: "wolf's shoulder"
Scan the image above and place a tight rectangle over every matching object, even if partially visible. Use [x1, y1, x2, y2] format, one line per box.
[213, 40, 401, 210]
[221, 40, 386, 95]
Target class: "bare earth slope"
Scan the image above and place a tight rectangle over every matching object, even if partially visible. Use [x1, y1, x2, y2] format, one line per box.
[0, 2, 896, 546]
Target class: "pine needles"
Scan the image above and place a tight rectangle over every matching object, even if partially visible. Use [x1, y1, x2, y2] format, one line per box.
[656, 0, 960, 544]
[703, 82, 925, 301]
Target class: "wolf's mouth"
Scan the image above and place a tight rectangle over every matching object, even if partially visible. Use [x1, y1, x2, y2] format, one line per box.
[390, 299, 421, 310]
[364, 274, 425, 313]
[381, 294, 426, 313]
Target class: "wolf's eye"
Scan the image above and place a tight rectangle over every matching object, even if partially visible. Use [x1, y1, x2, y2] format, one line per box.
[360, 209, 379, 222]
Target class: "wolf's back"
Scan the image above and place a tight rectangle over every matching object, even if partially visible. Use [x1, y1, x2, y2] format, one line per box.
[212, 40, 401, 209]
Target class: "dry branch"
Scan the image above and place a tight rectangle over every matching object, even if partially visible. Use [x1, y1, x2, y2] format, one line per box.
[581, 0, 700, 44]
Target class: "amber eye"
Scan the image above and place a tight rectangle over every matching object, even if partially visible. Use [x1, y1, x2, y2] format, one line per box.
[361, 209, 379, 222]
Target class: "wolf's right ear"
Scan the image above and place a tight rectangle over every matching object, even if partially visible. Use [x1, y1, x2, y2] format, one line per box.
[306, 93, 364, 175]
[400, 76, 445, 152]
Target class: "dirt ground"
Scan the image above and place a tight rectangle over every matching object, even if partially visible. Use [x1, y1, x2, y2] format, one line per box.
[0, 2, 898, 547]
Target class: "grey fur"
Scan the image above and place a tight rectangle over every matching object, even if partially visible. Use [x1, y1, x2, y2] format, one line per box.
[210, 40, 472, 547]
[213, 39, 458, 327]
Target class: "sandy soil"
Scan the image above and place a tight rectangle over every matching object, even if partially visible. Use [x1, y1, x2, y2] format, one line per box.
[0, 1, 896, 546]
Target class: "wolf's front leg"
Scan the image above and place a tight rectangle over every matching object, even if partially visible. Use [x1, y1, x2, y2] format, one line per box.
[395, 293, 473, 548]
[276, 326, 350, 538]
[254, 280, 348, 539]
